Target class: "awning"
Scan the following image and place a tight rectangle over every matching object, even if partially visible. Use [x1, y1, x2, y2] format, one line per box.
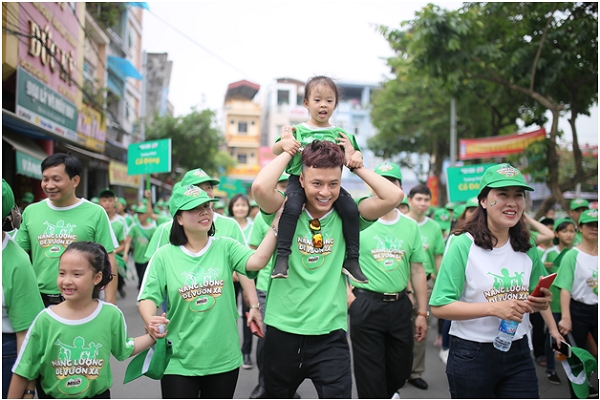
[3, 131, 48, 179]
[62, 143, 112, 163]
[107, 56, 143, 81]
[3, 130, 48, 161]
[127, 2, 150, 10]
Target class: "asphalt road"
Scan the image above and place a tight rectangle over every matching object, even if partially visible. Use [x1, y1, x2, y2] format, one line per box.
[109, 278, 588, 399]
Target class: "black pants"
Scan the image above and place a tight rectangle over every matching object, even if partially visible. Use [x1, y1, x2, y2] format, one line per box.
[276, 175, 359, 258]
[349, 290, 413, 399]
[263, 326, 352, 398]
[529, 312, 546, 358]
[234, 281, 252, 355]
[160, 369, 239, 399]
[135, 262, 148, 290]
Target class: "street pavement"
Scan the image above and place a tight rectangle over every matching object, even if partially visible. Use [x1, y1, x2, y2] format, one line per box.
[110, 278, 589, 399]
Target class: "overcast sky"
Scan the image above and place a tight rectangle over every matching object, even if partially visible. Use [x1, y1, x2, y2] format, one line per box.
[141, 1, 598, 146]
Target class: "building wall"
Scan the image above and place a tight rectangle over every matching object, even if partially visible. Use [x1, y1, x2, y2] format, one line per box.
[225, 99, 261, 179]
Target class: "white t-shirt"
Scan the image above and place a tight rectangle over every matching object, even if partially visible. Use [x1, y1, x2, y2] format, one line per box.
[430, 233, 545, 343]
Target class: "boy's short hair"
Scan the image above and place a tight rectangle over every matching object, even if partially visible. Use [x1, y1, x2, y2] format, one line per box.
[408, 184, 431, 199]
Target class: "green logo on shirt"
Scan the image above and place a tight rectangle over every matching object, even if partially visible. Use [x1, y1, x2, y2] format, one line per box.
[178, 266, 224, 312]
[52, 337, 105, 395]
[39, 220, 78, 259]
[588, 269, 598, 295]
[483, 268, 530, 302]
[371, 235, 405, 271]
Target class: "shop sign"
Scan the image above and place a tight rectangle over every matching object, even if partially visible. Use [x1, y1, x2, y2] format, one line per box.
[16, 151, 43, 180]
[77, 104, 106, 152]
[446, 163, 495, 203]
[16, 67, 78, 142]
[109, 161, 140, 188]
[427, 175, 439, 206]
[17, 3, 80, 104]
[219, 176, 248, 197]
[128, 139, 172, 175]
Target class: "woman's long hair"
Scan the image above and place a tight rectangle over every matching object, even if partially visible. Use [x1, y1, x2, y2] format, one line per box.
[452, 187, 532, 252]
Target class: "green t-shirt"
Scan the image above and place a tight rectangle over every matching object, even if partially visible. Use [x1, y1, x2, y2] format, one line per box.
[541, 246, 568, 313]
[353, 210, 426, 293]
[143, 221, 172, 260]
[241, 219, 254, 245]
[6, 228, 18, 239]
[13, 301, 135, 398]
[109, 216, 126, 252]
[248, 212, 274, 292]
[553, 247, 598, 304]
[157, 213, 172, 226]
[122, 213, 134, 231]
[572, 231, 583, 247]
[2, 235, 44, 332]
[278, 123, 361, 176]
[127, 221, 157, 264]
[410, 216, 445, 275]
[430, 233, 545, 342]
[15, 199, 118, 294]
[137, 238, 257, 376]
[263, 205, 375, 335]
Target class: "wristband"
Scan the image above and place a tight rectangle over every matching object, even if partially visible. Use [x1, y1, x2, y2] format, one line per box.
[24, 389, 35, 396]
[250, 304, 260, 310]
[417, 311, 430, 318]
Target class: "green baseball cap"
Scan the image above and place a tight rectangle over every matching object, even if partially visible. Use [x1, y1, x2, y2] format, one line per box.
[570, 198, 590, 211]
[465, 196, 479, 209]
[131, 204, 138, 212]
[434, 208, 452, 230]
[453, 204, 466, 219]
[578, 209, 598, 225]
[98, 187, 116, 198]
[124, 338, 173, 383]
[479, 163, 533, 193]
[181, 168, 220, 187]
[561, 347, 597, 399]
[117, 197, 127, 207]
[278, 172, 290, 182]
[90, 197, 100, 204]
[156, 200, 165, 207]
[136, 204, 147, 213]
[400, 196, 409, 206]
[22, 191, 34, 203]
[213, 200, 226, 210]
[374, 162, 403, 181]
[554, 217, 575, 231]
[169, 185, 219, 217]
[445, 202, 457, 210]
[2, 179, 15, 220]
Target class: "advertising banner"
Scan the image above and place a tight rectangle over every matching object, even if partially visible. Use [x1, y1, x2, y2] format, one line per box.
[459, 128, 546, 160]
[446, 163, 495, 203]
[128, 139, 172, 175]
[77, 104, 106, 152]
[109, 161, 140, 188]
[16, 151, 43, 180]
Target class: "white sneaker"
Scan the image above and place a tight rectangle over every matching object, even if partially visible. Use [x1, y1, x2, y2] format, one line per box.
[391, 391, 401, 399]
[439, 348, 449, 364]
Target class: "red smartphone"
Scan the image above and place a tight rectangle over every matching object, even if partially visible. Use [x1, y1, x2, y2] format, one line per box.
[531, 273, 557, 297]
[245, 312, 264, 339]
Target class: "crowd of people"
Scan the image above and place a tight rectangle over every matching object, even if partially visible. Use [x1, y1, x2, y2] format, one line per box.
[2, 75, 598, 399]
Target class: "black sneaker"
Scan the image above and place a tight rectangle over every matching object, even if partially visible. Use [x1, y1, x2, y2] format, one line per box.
[589, 384, 599, 398]
[545, 370, 561, 385]
[342, 258, 368, 283]
[271, 255, 289, 279]
[242, 354, 253, 369]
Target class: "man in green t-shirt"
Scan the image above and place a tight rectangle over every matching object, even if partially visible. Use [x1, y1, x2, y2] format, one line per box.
[405, 184, 445, 391]
[347, 163, 429, 399]
[569, 198, 589, 246]
[252, 140, 404, 398]
[99, 187, 128, 299]
[15, 153, 119, 306]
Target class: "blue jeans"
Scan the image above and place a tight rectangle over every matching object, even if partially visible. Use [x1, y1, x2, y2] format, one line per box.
[446, 335, 539, 398]
[3, 333, 17, 399]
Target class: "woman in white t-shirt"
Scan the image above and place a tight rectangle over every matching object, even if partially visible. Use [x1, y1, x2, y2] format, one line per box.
[430, 163, 563, 398]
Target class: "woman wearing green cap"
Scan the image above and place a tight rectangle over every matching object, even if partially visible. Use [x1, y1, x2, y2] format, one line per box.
[138, 185, 280, 398]
[554, 209, 598, 399]
[430, 163, 564, 398]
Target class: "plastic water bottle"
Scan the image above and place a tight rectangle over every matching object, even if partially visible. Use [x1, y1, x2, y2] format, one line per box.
[493, 319, 519, 352]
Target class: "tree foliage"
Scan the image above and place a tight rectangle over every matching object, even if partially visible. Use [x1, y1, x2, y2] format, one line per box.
[374, 2, 597, 213]
[145, 108, 236, 184]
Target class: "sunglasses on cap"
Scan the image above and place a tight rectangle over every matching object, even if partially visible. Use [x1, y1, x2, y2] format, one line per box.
[309, 219, 323, 249]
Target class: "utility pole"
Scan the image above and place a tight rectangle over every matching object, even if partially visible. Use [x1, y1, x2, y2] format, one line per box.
[450, 97, 457, 167]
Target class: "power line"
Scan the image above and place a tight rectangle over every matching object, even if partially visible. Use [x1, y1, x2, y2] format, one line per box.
[146, 8, 255, 82]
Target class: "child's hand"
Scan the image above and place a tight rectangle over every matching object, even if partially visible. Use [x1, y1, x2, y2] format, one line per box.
[279, 126, 300, 156]
[147, 313, 169, 339]
[348, 151, 364, 170]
